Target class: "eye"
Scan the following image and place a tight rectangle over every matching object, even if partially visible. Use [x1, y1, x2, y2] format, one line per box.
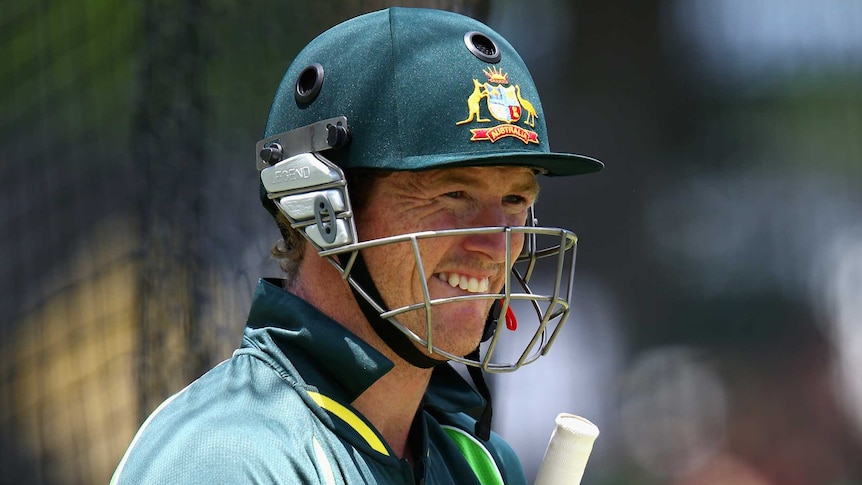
[443, 191, 464, 199]
[503, 194, 528, 205]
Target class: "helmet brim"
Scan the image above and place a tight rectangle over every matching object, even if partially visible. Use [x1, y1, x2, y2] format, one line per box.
[396, 150, 604, 177]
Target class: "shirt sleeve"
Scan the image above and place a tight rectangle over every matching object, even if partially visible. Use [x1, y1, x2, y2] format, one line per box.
[111, 405, 331, 484]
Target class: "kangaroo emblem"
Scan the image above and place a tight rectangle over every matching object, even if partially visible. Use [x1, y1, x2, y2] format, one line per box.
[514, 85, 538, 128]
[456, 79, 490, 125]
[455, 67, 541, 145]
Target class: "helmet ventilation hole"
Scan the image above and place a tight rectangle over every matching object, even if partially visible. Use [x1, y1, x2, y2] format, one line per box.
[464, 31, 501, 63]
[295, 63, 324, 104]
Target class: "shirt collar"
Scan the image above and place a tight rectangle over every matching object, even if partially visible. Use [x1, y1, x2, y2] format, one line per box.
[243, 278, 484, 413]
[245, 278, 392, 402]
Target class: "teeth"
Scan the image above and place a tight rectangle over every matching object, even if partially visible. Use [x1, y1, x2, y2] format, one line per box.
[436, 272, 490, 294]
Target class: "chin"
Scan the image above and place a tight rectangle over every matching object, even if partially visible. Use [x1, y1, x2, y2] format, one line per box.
[398, 305, 485, 355]
[433, 308, 488, 350]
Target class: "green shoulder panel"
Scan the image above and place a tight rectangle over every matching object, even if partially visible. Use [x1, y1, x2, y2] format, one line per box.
[441, 425, 505, 485]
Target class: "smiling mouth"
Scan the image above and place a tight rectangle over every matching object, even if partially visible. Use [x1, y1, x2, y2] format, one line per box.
[434, 272, 490, 293]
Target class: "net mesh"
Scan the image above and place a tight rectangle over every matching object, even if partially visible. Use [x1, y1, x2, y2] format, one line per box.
[0, 1, 487, 483]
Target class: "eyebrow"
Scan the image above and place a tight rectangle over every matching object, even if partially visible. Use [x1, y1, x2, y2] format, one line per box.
[424, 170, 541, 197]
[513, 177, 541, 198]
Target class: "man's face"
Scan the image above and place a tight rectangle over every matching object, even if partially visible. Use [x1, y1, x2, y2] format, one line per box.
[355, 165, 540, 359]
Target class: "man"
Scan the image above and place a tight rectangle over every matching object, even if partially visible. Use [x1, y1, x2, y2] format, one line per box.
[112, 7, 602, 484]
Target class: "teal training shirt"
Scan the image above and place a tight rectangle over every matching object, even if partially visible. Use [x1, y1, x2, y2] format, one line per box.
[112, 278, 527, 484]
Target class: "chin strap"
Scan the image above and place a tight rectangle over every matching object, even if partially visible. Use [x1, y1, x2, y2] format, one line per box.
[344, 251, 495, 441]
[345, 252, 443, 369]
[466, 347, 493, 441]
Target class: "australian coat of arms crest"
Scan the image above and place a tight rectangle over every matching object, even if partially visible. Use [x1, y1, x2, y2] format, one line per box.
[456, 66, 539, 144]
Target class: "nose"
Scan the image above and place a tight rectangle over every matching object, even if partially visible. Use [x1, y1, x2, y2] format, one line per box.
[461, 206, 525, 264]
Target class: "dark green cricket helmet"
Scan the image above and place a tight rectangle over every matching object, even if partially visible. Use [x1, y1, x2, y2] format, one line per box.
[258, 7, 601, 215]
[254, 7, 602, 383]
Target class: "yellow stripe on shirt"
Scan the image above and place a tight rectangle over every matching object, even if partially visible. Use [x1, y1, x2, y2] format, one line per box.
[307, 391, 390, 456]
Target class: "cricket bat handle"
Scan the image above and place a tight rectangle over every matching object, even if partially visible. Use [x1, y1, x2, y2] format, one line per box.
[534, 413, 600, 485]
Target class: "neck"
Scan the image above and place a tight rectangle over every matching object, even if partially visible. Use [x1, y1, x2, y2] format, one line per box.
[352, 362, 433, 460]
[290, 248, 435, 459]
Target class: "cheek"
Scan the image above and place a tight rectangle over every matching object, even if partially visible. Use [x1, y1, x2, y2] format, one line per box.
[356, 210, 390, 241]
[358, 201, 450, 241]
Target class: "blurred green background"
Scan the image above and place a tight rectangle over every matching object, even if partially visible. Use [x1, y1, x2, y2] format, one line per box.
[1, 0, 860, 483]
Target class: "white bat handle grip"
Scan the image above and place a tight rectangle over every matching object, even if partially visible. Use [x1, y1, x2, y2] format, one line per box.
[534, 413, 600, 485]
